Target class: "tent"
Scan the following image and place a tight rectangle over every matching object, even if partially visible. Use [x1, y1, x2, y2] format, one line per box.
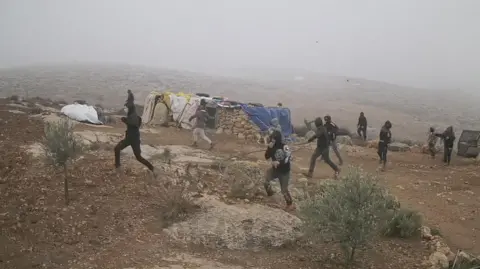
[141, 91, 218, 129]
[61, 103, 103, 125]
[240, 105, 294, 140]
[457, 130, 480, 157]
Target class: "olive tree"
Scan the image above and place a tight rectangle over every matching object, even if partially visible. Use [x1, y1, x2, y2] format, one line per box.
[42, 119, 83, 205]
[299, 167, 391, 267]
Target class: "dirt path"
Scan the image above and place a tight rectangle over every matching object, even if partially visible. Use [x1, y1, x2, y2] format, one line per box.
[77, 123, 480, 254]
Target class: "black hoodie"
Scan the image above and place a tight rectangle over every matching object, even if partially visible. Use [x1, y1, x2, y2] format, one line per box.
[123, 92, 141, 139]
[264, 131, 291, 173]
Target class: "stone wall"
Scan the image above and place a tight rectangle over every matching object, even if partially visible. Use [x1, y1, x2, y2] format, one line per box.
[216, 108, 262, 141]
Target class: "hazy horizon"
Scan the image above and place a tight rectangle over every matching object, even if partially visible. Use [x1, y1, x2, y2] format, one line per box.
[1, 0, 479, 91]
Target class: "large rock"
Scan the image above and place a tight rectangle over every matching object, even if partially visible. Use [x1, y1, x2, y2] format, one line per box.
[388, 142, 411, 152]
[165, 196, 303, 250]
[428, 252, 449, 269]
[305, 130, 316, 140]
[336, 136, 353, 146]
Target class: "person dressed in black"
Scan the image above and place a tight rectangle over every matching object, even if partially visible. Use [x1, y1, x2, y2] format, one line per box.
[303, 117, 340, 179]
[378, 120, 392, 171]
[357, 112, 368, 140]
[114, 90, 157, 176]
[435, 126, 455, 165]
[324, 114, 343, 165]
[264, 129, 294, 211]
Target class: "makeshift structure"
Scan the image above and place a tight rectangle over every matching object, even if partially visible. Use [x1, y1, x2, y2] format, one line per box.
[457, 130, 480, 157]
[141, 91, 294, 142]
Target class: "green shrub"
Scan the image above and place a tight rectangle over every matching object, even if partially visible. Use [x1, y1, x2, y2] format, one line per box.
[299, 167, 391, 267]
[383, 208, 423, 238]
[42, 119, 84, 205]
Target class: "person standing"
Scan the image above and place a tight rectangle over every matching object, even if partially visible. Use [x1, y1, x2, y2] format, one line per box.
[427, 127, 438, 159]
[324, 114, 343, 165]
[436, 126, 455, 165]
[264, 130, 294, 211]
[114, 90, 157, 176]
[378, 120, 392, 171]
[357, 112, 368, 140]
[189, 99, 214, 149]
[303, 117, 340, 179]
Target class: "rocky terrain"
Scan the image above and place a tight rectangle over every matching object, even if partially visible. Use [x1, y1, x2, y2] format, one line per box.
[1, 96, 480, 269]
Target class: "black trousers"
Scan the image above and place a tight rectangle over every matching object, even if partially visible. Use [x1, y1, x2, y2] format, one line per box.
[357, 126, 367, 140]
[308, 147, 339, 174]
[114, 136, 154, 171]
[377, 142, 388, 164]
[443, 145, 453, 165]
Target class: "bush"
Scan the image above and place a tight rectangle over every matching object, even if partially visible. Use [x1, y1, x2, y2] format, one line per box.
[156, 181, 198, 228]
[222, 161, 263, 199]
[383, 208, 423, 238]
[299, 167, 391, 266]
[42, 119, 84, 205]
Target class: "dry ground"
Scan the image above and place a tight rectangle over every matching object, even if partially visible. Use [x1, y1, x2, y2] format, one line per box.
[1, 98, 479, 269]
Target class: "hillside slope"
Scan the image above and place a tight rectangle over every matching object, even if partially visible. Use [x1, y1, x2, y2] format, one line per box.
[0, 63, 478, 140]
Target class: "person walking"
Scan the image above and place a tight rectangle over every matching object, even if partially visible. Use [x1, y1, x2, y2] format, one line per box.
[436, 126, 455, 165]
[324, 114, 343, 165]
[303, 117, 340, 179]
[377, 120, 392, 171]
[357, 112, 368, 140]
[189, 99, 214, 149]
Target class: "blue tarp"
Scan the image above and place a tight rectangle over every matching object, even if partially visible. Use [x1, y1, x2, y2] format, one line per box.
[241, 105, 294, 140]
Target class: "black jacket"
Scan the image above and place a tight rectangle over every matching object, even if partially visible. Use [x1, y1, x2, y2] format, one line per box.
[379, 126, 391, 144]
[324, 121, 339, 141]
[358, 116, 367, 127]
[436, 131, 455, 148]
[122, 106, 142, 139]
[308, 126, 330, 150]
[264, 142, 291, 173]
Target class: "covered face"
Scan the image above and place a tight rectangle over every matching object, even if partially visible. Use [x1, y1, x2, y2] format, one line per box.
[270, 118, 279, 127]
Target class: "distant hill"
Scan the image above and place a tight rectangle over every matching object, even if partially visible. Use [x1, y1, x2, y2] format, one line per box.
[1, 63, 478, 140]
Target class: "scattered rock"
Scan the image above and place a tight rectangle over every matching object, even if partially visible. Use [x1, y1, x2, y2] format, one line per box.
[388, 142, 411, 152]
[421, 226, 433, 240]
[428, 251, 449, 269]
[336, 136, 353, 145]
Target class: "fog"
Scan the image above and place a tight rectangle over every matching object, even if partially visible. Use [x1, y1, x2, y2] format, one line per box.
[1, 0, 479, 90]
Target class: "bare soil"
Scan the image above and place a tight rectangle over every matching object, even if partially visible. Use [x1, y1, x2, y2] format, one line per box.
[1, 99, 479, 269]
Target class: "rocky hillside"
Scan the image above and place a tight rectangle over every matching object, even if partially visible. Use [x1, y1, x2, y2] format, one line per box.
[1, 63, 479, 140]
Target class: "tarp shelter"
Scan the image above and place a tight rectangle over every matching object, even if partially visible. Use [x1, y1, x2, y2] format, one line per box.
[240, 105, 294, 140]
[61, 103, 103, 125]
[141, 91, 218, 129]
[457, 130, 480, 157]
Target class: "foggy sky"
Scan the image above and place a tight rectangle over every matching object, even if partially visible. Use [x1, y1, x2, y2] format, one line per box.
[1, 0, 479, 90]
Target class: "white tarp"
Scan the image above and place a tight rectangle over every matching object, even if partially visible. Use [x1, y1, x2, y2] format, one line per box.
[61, 104, 103, 124]
[169, 94, 189, 122]
[141, 93, 158, 124]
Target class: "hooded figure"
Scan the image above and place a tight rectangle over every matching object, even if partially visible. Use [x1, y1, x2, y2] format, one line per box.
[357, 112, 368, 140]
[324, 114, 343, 165]
[377, 120, 392, 171]
[268, 118, 284, 143]
[264, 129, 294, 211]
[436, 126, 455, 165]
[427, 127, 438, 159]
[114, 90, 157, 175]
[303, 117, 340, 179]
